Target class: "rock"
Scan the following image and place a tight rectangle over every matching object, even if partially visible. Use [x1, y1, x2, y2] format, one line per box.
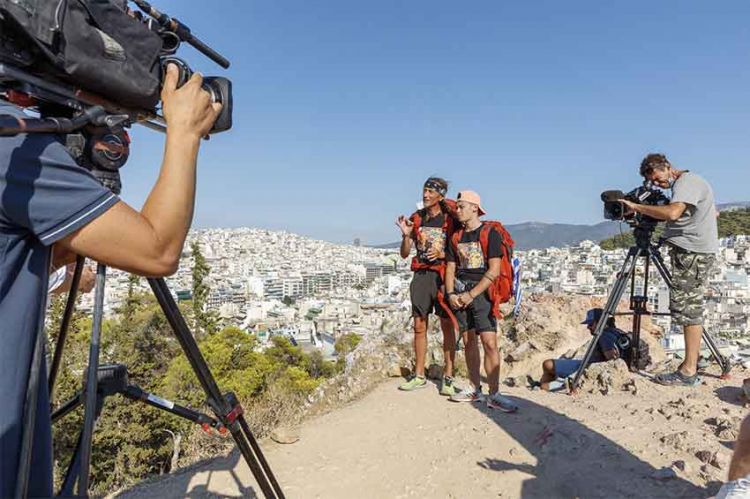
[743, 378, 750, 401]
[426, 363, 443, 380]
[580, 359, 630, 395]
[622, 379, 638, 395]
[504, 375, 532, 388]
[707, 415, 741, 440]
[651, 467, 678, 480]
[507, 341, 536, 362]
[386, 363, 406, 377]
[660, 431, 691, 452]
[695, 450, 716, 464]
[270, 427, 300, 445]
[671, 460, 687, 472]
[710, 452, 729, 470]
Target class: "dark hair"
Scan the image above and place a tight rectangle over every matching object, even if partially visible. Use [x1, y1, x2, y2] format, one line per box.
[606, 316, 616, 328]
[639, 153, 671, 177]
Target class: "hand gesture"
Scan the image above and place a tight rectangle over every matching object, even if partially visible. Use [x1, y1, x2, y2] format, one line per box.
[396, 215, 414, 238]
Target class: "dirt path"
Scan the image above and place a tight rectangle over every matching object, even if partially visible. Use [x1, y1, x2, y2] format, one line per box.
[117, 370, 746, 498]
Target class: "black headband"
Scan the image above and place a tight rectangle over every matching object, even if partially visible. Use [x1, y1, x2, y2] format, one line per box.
[424, 180, 447, 197]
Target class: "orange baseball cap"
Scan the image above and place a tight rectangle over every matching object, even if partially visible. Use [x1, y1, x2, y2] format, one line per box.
[457, 190, 486, 216]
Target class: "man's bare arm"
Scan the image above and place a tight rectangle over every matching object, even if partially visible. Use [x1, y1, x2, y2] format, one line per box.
[56, 66, 221, 277]
[465, 257, 500, 298]
[602, 348, 620, 360]
[623, 200, 687, 222]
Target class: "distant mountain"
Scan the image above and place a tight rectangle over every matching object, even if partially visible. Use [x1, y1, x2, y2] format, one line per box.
[373, 221, 623, 250]
[504, 221, 622, 250]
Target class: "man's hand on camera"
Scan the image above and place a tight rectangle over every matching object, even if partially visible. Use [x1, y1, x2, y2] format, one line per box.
[161, 63, 222, 139]
[619, 199, 637, 216]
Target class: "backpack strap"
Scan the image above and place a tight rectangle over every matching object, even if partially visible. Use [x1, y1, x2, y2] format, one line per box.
[409, 211, 423, 240]
[451, 228, 463, 256]
[478, 223, 492, 264]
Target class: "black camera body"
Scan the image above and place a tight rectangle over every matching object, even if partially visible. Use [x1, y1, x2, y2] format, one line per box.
[0, 0, 232, 133]
[601, 184, 670, 228]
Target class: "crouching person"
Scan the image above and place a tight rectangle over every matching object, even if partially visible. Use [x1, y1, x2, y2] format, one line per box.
[539, 308, 626, 391]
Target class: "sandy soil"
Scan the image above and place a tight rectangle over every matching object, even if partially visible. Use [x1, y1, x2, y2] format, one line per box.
[116, 364, 747, 499]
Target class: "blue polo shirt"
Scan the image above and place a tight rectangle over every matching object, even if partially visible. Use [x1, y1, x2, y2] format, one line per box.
[0, 102, 119, 497]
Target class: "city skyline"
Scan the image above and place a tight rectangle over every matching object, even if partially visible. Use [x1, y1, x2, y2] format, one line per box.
[117, 1, 750, 244]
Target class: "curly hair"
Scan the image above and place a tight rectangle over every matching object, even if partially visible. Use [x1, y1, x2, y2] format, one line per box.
[639, 153, 671, 177]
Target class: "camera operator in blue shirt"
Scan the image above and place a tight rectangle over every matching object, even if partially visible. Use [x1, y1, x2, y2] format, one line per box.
[0, 65, 220, 497]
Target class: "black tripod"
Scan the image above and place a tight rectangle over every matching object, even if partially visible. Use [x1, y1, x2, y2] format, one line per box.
[51, 363, 225, 496]
[570, 226, 731, 391]
[5, 112, 285, 497]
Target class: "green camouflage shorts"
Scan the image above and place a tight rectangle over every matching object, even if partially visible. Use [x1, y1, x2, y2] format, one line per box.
[669, 245, 715, 326]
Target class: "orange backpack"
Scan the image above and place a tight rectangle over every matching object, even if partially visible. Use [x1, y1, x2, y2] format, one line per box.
[451, 221, 515, 318]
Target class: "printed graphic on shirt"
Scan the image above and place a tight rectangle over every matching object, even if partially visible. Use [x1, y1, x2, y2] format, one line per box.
[417, 227, 446, 262]
[457, 242, 485, 270]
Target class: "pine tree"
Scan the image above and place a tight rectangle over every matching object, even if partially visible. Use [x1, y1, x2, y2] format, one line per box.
[190, 241, 216, 335]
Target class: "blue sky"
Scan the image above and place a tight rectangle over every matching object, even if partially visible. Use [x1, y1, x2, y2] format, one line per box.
[120, 1, 750, 244]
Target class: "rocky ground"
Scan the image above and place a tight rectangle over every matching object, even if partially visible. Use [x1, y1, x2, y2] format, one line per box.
[113, 294, 748, 498]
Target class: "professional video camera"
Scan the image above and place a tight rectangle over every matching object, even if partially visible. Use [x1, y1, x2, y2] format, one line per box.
[600, 182, 670, 229]
[0, 0, 233, 191]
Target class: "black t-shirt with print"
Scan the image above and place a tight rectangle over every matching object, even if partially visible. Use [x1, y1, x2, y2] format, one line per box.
[446, 223, 502, 282]
[413, 212, 446, 264]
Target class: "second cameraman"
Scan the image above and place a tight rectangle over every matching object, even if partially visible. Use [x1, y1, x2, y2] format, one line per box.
[620, 153, 718, 387]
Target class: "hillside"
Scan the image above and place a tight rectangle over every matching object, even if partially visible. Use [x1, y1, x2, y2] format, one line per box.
[115, 294, 745, 498]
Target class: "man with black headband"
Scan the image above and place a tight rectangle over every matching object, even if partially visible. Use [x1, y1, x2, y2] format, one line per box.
[395, 177, 458, 395]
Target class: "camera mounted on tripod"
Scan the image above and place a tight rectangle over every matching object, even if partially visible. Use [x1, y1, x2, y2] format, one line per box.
[0, 0, 233, 192]
[601, 182, 670, 231]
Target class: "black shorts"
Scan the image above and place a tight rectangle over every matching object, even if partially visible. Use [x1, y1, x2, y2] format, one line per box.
[453, 281, 497, 334]
[410, 270, 448, 318]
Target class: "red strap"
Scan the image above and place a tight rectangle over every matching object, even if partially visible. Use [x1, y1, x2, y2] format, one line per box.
[478, 224, 491, 264]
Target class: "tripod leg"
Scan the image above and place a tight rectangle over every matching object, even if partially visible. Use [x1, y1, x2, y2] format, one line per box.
[570, 248, 641, 390]
[702, 327, 732, 376]
[15, 304, 49, 499]
[59, 394, 107, 497]
[77, 263, 107, 495]
[148, 278, 284, 499]
[49, 256, 85, 399]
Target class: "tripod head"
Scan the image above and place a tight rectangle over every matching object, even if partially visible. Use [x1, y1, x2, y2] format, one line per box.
[632, 223, 659, 251]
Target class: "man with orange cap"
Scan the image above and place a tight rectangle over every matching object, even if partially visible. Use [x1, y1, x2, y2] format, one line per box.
[445, 190, 518, 412]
